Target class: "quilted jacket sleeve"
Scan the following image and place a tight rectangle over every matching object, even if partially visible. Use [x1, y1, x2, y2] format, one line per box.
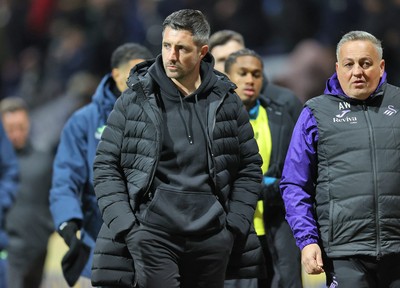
[226, 99, 263, 237]
[93, 96, 135, 237]
[50, 111, 89, 230]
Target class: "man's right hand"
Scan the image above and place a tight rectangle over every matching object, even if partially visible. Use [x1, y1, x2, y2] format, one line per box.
[301, 243, 324, 274]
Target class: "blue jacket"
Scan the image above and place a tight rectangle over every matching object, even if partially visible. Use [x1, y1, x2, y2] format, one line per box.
[0, 121, 19, 250]
[280, 72, 387, 251]
[49, 74, 117, 277]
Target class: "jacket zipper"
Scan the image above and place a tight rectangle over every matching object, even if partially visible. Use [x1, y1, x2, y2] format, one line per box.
[363, 102, 381, 258]
[140, 96, 162, 202]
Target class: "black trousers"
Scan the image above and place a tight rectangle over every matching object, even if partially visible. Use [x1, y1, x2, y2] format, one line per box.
[128, 224, 234, 288]
[325, 254, 400, 288]
[260, 206, 302, 288]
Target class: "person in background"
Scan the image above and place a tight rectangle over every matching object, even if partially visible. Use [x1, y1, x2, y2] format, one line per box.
[209, 30, 245, 73]
[0, 118, 19, 288]
[209, 29, 302, 120]
[211, 30, 303, 288]
[280, 30, 400, 287]
[92, 9, 265, 288]
[225, 49, 302, 288]
[49, 42, 153, 287]
[0, 97, 53, 288]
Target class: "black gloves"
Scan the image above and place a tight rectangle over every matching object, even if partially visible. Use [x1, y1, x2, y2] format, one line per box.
[59, 221, 90, 287]
[59, 221, 79, 246]
[61, 236, 91, 287]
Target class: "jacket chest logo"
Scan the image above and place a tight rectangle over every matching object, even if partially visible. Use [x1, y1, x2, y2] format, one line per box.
[95, 125, 106, 140]
[383, 105, 398, 116]
[332, 102, 357, 124]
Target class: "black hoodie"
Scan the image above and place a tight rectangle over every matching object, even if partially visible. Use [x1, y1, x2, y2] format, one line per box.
[137, 53, 227, 236]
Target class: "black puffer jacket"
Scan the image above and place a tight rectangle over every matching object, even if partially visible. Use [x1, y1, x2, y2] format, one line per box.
[92, 54, 265, 287]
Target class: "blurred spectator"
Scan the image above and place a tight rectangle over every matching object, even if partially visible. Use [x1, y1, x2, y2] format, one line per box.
[6, 0, 55, 51]
[315, 0, 364, 47]
[261, 0, 320, 54]
[4, 0, 400, 106]
[84, 0, 150, 73]
[0, 97, 54, 288]
[1, 0, 55, 102]
[49, 42, 153, 287]
[38, 19, 90, 106]
[273, 39, 336, 103]
[379, 0, 400, 86]
[30, 70, 99, 154]
[209, 29, 245, 73]
[189, 0, 268, 50]
[16, 47, 42, 108]
[0, 118, 19, 288]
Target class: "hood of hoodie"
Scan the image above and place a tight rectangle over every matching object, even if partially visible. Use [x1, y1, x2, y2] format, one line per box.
[149, 52, 220, 98]
[92, 73, 119, 121]
[126, 52, 236, 102]
[324, 71, 387, 100]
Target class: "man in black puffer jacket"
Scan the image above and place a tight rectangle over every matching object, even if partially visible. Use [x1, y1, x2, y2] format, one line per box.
[92, 9, 265, 288]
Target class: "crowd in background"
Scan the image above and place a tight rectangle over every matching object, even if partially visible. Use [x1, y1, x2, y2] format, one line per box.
[1, 0, 400, 124]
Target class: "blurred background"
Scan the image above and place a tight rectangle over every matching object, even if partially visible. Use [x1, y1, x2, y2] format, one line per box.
[1, 0, 398, 287]
[2, 0, 400, 149]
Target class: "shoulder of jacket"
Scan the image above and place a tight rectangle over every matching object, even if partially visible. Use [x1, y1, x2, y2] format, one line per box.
[383, 82, 400, 95]
[64, 103, 94, 124]
[126, 60, 154, 88]
[305, 94, 331, 106]
[213, 70, 237, 93]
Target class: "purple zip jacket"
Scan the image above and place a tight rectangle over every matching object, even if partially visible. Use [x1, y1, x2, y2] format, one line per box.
[280, 72, 387, 250]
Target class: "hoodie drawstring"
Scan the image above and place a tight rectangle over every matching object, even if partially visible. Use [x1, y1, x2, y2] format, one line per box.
[178, 94, 193, 144]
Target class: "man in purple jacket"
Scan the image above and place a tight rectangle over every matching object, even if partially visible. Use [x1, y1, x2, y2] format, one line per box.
[280, 30, 400, 287]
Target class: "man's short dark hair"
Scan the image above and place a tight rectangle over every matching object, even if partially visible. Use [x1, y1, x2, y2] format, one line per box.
[224, 48, 264, 74]
[162, 9, 210, 47]
[110, 43, 153, 69]
[209, 30, 245, 52]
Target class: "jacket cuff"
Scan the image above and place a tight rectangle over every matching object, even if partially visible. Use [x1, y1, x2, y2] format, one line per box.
[298, 236, 319, 250]
[108, 214, 136, 238]
[226, 213, 251, 238]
